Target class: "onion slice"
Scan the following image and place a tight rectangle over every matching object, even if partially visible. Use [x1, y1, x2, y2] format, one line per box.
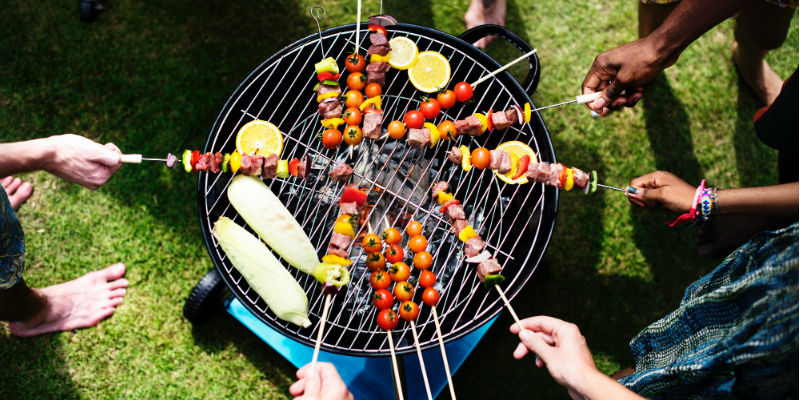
[513, 104, 524, 125]
[465, 250, 493, 264]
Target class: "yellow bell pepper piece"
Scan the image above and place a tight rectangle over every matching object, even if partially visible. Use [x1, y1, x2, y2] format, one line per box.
[370, 54, 392, 63]
[473, 113, 488, 133]
[437, 192, 454, 205]
[523, 103, 531, 123]
[321, 118, 345, 129]
[564, 168, 574, 191]
[333, 215, 356, 237]
[458, 225, 477, 242]
[321, 254, 353, 266]
[459, 145, 471, 172]
[424, 122, 440, 148]
[229, 152, 242, 174]
[316, 92, 340, 103]
[359, 96, 382, 111]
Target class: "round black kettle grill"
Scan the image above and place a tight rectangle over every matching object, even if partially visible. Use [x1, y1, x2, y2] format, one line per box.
[198, 22, 558, 356]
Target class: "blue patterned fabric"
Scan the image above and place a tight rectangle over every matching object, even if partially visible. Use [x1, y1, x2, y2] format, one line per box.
[619, 223, 799, 399]
[0, 185, 25, 289]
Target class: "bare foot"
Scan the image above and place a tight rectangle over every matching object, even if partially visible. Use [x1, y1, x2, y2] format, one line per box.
[464, 0, 507, 49]
[1, 176, 33, 212]
[732, 41, 783, 105]
[8, 263, 128, 337]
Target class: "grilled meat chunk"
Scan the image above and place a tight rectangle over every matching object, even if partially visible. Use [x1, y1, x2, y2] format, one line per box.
[497, 152, 512, 174]
[526, 162, 551, 182]
[262, 154, 278, 179]
[339, 201, 359, 215]
[329, 163, 354, 182]
[572, 167, 589, 190]
[431, 181, 449, 199]
[210, 152, 223, 173]
[445, 204, 466, 221]
[366, 61, 391, 86]
[319, 98, 343, 119]
[505, 109, 519, 125]
[239, 154, 252, 175]
[327, 232, 352, 258]
[464, 236, 486, 258]
[476, 258, 503, 282]
[367, 45, 391, 57]
[317, 83, 342, 97]
[195, 153, 210, 171]
[451, 219, 469, 236]
[247, 155, 264, 177]
[447, 146, 462, 163]
[297, 155, 309, 180]
[455, 115, 483, 136]
[407, 128, 431, 148]
[363, 111, 383, 140]
[369, 32, 389, 47]
[546, 163, 564, 187]
[491, 110, 511, 130]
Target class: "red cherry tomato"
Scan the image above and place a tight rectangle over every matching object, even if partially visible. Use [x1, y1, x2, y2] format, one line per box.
[404, 110, 425, 129]
[382, 227, 402, 244]
[372, 289, 394, 310]
[384, 244, 404, 264]
[471, 147, 491, 170]
[343, 125, 363, 146]
[343, 107, 362, 125]
[321, 129, 343, 149]
[437, 90, 457, 109]
[406, 220, 422, 237]
[388, 262, 411, 282]
[454, 82, 473, 102]
[387, 120, 406, 140]
[364, 82, 382, 98]
[347, 72, 367, 90]
[344, 90, 364, 109]
[422, 287, 440, 306]
[394, 281, 414, 302]
[438, 120, 457, 140]
[362, 233, 383, 253]
[370, 270, 391, 290]
[377, 308, 398, 331]
[420, 98, 441, 120]
[413, 251, 432, 270]
[408, 235, 428, 253]
[399, 301, 420, 321]
[345, 54, 366, 72]
[419, 270, 436, 288]
[366, 252, 386, 272]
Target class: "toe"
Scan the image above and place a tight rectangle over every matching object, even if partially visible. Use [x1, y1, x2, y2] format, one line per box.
[108, 287, 127, 299]
[99, 263, 126, 281]
[105, 296, 124, 307]
[0, 176, 12, 187]
[108, 278, 129, 290]
[5, 178, 21, 193]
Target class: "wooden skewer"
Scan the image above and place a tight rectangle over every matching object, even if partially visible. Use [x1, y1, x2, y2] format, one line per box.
[409, 321, 433, 400]
[494, 284, 524, 332]
[383, 215, 391, 230]
[431, 306, 457, 400]
[470, 49, 538, 88]
[386, 330, 405, 400]
[354, 0, 362, 55]
[310, 293, 333, 370]
[366, 221, 374, 234]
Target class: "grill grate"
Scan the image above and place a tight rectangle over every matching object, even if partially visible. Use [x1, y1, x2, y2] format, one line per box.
[199, 23, 557, 356]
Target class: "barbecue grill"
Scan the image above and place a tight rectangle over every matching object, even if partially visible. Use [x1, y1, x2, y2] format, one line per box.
[186, 21, 555, 395]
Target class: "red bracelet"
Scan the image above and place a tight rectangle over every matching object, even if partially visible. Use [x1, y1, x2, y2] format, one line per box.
[667, 180, 705, 227]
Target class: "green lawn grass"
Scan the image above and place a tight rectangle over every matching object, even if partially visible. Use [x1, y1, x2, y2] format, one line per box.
[1, 0, 796, 398]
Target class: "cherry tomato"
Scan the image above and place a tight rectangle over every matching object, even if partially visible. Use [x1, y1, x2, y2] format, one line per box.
[364, 82, 382, 98]
[399, 301, 420, 321]
[377, 308, 398, 331]
[422, 287, 440, 306]
[344, 90, 364, 109]
[343, 107, 362, 125]
[387, 120, 406, 140]
[413, 251, 432, 270]
[408, 235, 428, 253]
[382, 227, 402, 244]
[394, 281, 414, 302]
[420, 98, 441, 120]
[362, 233, 382, 253]
[404, 110, 425, 129]
[471, 147, 491, 170]
[454, 81, 473, 102]
[370, 270, 391, 290]
[347, 72, 367, 90]
[343, 125, 363, 146]
[437, 90, 457, 109]
[372, 289, 394, 310]
[419, 270, 436, 288]
[321, 129, 343, 149]
[406, 220, 422, 237]
[438, 120, 457, 140]
[388, 262, 411, 282]
[384, 243, 404, 264]
[366, 252, 386, 272]
[345, 53, 366, 72]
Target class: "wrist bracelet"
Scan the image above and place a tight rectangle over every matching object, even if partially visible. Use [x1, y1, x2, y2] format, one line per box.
[711, 188, 719, 215]
[698, 188, 713, 220]
[667, 179, 706, 227]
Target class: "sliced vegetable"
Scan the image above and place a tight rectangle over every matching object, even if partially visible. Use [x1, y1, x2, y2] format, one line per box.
[483, 273, 506, 287]
[368, 24, 388, 35]
[465, 250, 492, 264]
[333, 214, 357, 237]
[321, 254, 353, 266]
[313, 263, 351, 287]
[230, 152, 242, 173]
[590, 170, 598, 194]
[213, 217, 311, 327]
[440, 199, 461, 214]
[424, 122, 440, 148]
[340, 186, 367, 206]
[487, 109, 494, 131]
[314, 57, 340, 75]
[473, 113, 488, 133]
[222, 153, 231, 173]
[512, 155, 530, 180]
[523, 102, 531, 123]
[564, 168, 574, 191]
[557, 163, 567, 189]
[437, 191, 454, 205]
[190, 150, 200, 172]
[317, 92, 340, 103]
[182, 149, 192, 173]
[458, 225, 477, 242]
[370, 54, 391, 63]
[277, 159, 289, 178]
[288, 158, 299, 177]
[459, 145, 471, 171]
[316, 72, 341, 82]
[359, 96, 382, 111]
[313, 80, 340, 91]
[513, 104, 523, 124]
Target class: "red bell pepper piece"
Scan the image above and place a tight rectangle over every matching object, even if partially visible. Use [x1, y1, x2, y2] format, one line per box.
[440, 199, 461, 214]
[317, 72, 341, 82]
[190, 150, 200, 172]
[289, 158, 299, 176]
[487, 109, 494, 131]
[557, 163, 567, 188]
[512, 155, 530, 180]
[368, 24, 388, 36]
[340, 186, 368, 206]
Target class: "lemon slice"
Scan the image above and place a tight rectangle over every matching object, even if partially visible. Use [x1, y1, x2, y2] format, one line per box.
[494, 141, 538, 185]
[236, 120, 284, 157]
[407, 51, 451, 93]
[388, 37, 418, 70]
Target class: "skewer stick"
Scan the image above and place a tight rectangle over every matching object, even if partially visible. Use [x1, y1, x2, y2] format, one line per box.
[367, 221, 374, 234]
[431, 306, 457, 400]
[386, 331, 406, 400]
[354, 0, 362, 55]
[494, 284, 524, 332]
[310, 293, 333, 370]
[383, 215, 391, 230]
[409, 321, 434, 400]
[470, 49, 537, 88]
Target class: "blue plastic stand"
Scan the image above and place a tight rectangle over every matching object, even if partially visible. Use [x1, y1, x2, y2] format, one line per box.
[226, 297, 496, 399]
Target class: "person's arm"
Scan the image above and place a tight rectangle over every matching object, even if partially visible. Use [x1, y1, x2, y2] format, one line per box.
[510, 316, 645, 400]
[0, 134, 122, 190]
[582, 0, 757, 115]
[627, 171, 798, 219]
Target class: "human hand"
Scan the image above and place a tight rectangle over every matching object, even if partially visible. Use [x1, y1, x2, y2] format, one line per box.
[627, 171, 696, 213]
[581, 36, 677, 116]
[44, 134, 122, 190]
[510, 316, 599, 400]
[289, 362, 353, 400]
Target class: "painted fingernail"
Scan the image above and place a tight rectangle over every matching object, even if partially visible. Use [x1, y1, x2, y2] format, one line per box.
[590, 111, 600, 118]
[535, 355, 541, 364]
[627, 186, 638, 194]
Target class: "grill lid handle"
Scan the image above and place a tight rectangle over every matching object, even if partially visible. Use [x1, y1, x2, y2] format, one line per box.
[458, 24, 540, 96]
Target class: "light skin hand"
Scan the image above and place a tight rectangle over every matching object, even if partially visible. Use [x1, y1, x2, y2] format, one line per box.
[289, 362, 353, 400]
[43, 134, 122, 190]
[627, 171, 696, 212]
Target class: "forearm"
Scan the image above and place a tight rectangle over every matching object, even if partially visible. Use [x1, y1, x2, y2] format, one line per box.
[718, 183, 798, 218]
[576, 369, 646, 400]
[0, 138, 55, 176]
